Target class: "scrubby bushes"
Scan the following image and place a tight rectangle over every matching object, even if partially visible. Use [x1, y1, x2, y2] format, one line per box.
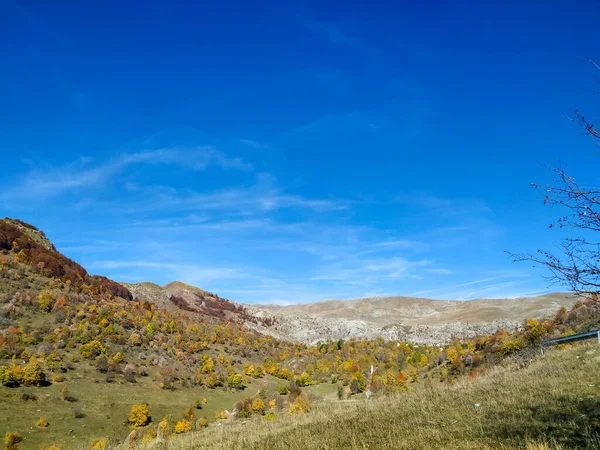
[174, 420, 192, 434]
[128, 404, 150, 427]
[0, 358, 47, 387]
[36, 417, 49, 428]
[196, 417, 208, 428]
[4, 432, 22, 450]
[157, 418, 170, 438]
[214, 409, 227, 420]
[289, 393, 310, 414]
[227, 372, 246, 390]
[79, 340, 105, 359]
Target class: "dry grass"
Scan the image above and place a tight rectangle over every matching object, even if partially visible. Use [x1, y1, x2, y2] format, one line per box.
[129, 343, 600, 450]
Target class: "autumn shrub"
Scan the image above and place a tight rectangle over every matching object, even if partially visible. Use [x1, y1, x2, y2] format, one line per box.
[288, 393, 310, 414]
[234, 397, 253, 418]
[141, 427, 156, 444]
[288, 379, 302, 401]
[4, 432, 22, 450]
[264, 412, 275, 421]
[79, 340, 105, 359]
[251, 398, 265, 414]
[51, 374, 65, 383]
[227, 372, 246, 390]
[61, 385, 77, 402]
[37, 291, 56, 312]
[184, 407, 195, 421]
[298, 371, 312, 387]
[22, 357, 46, 386]
[36, 417, 49, 428]
[128, 404, 150, 427]
[95, 356, 108, 373]
[214, 409, 227, 420]
[157, 418, 170, 438]
[174, 420, 192, 434]
[0, 364, 23, 387]
[195, 417, 208, 429]
[90, 439, 106, 450]
[123, 363, 137, 383]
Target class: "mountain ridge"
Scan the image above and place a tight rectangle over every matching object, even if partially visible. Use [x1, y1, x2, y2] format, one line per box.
[122, 280, 578, 345]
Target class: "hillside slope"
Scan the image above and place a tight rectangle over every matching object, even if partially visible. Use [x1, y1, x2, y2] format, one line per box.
[259, 293, 577, 326]
[135, 343, 600, 450]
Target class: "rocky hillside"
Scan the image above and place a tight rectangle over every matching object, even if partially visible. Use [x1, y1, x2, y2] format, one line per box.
[124, 280, 578, 346]
[122, 281, 275, 327]
[250, 293, 577, 345]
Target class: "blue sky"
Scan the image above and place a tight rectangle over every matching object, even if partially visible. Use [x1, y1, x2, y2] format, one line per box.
[1, 0, 599, 304]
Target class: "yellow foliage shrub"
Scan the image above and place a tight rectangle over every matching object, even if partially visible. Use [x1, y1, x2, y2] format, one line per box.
[4, 432, 22, 450]
[38, 291, 56, 312]
[251, 398, 265, 414]
[288, 393, 310, 414]
[174, 420, 192, 434]
[196, 417, 208, 429]
[79, 341, 105, 359]
[157, 419, 170, 438]
[128, 404, 150, 427]
[90, 439, 106, 450]
[141, 428, 156, 444]
[214, 409, 227, 420]
[184, 407, 195, 421]
[36, 417, 49, 428]
[22, 358, 46, 386]
[264, 412, 275, 421]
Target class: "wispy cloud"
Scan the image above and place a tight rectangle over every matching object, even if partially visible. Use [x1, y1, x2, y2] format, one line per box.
[89, 260, 243, 286]
[94, 174, 347, 216]
[3, 147, 251, 200]
[395, 192, 493, 217]
[408, 276, 511, 297]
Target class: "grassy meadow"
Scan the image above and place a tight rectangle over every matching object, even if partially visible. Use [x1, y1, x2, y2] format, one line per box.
[126, 343, 600, 450]
[0, 372, 281, 449]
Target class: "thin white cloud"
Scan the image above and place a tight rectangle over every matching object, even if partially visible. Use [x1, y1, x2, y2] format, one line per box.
[3, 147, 251, 200]
[426, 268, 453, 275]
[408, 276, 510, 297]
[90, 260, 243, 286]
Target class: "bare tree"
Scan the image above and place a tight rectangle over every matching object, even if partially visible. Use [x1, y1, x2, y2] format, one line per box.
[508, 64, 600, 294]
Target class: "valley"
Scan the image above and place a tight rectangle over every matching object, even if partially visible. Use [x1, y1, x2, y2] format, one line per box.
[0, 219, 598, 449]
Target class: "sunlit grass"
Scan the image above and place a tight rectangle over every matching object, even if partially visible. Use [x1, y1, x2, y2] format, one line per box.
[131, 343, 600, 450]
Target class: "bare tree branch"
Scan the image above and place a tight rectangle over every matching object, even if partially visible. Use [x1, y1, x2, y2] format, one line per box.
[507, 65, 600, 294]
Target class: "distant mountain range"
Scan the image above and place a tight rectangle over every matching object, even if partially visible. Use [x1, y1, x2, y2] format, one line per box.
[122, 281, 578, 345]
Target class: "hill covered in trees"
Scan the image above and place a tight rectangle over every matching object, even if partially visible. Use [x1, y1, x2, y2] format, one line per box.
[0, 218, 598, 449]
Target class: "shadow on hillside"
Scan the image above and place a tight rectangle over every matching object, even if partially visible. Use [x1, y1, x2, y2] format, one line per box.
[483, 395, 600, 449]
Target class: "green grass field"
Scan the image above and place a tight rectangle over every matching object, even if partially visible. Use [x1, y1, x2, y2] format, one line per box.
[129, 343, 600, 450]
[0, 370, 280, 449]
